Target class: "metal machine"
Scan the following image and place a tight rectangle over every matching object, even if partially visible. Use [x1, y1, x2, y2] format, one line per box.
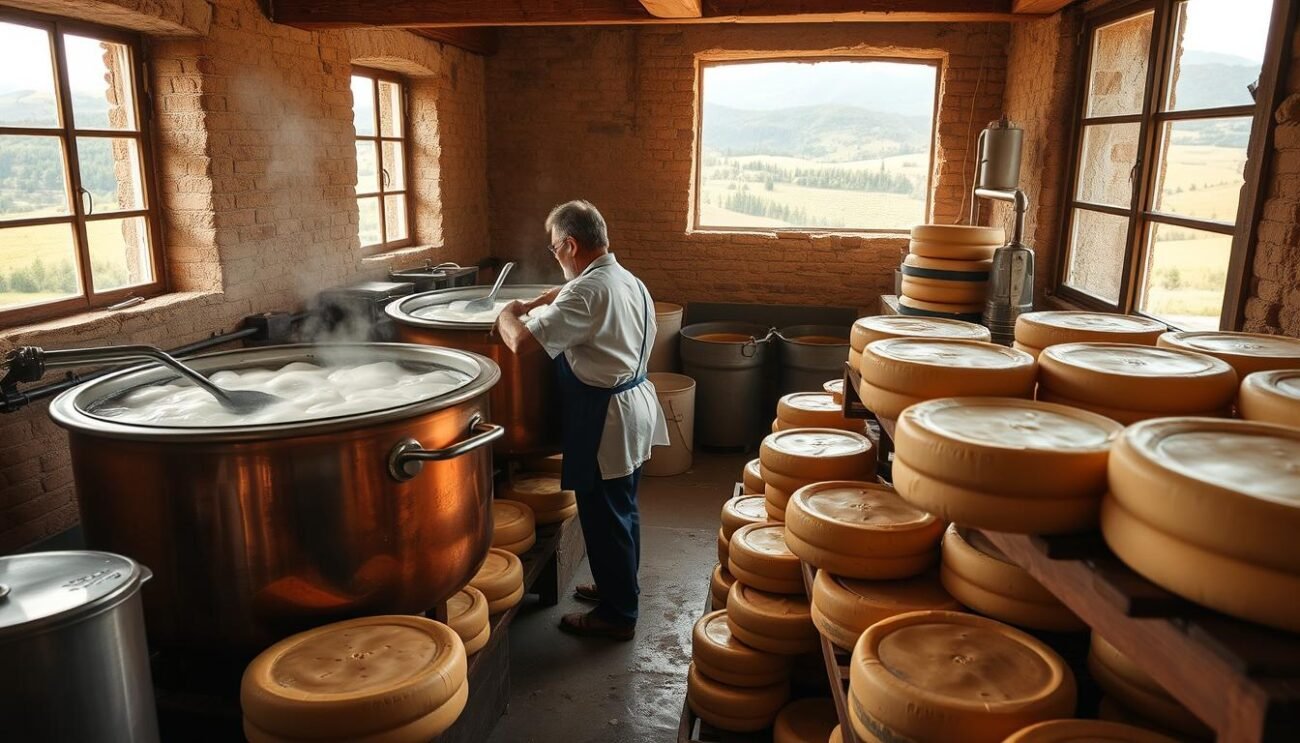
[970, 116, 1035, 345]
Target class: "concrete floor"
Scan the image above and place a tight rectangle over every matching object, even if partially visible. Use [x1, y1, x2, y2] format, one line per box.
[487, 451, 750, 743]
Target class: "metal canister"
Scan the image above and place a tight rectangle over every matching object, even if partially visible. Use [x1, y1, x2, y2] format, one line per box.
[0, 551, 159, 742]
[984, 243, 1035, 346]
[680, 322, 774, 449]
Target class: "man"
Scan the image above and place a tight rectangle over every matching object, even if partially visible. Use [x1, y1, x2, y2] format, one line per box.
[495, 200, 669, 640]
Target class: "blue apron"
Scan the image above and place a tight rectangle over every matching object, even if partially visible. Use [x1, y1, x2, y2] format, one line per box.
[556, 278, 652, 492]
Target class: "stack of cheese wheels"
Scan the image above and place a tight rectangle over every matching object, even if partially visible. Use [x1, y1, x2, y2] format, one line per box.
[941, 525, 1084, 631]
[728, 523, 804, 594]
[772, 392, 865, 434]
[859, 338, 1037, 420]
[727, 581, 819, 655]
[720, 494, 767, 566]
[823, 378, 844, 405]
[241, 615, 468, 743]
[810, 568, 959, 651]
[1158, 330, 1300, 377]
[1239, 370, 1300, 425]
[687, 661, 790, 733]
[785, 480, 944, 579]
[469, 548, 525, 614]
[900, 224, 1004, 321]
[1014, 311, 1166, 359]
[1036, 343, 1237, 424]
[773, 698, 838, 743]
[491, 500, 536, 555]
[759, 429, 875, 521]
[742, 458, 765, 495]
[502, 473, 576, 525]
[848, 610, 1076, 743]
[1004, 720, 1179, 743]
[446, 586, 490, 655]
[691, 610, 793, 689]
[1102, 418, 1300, 632]
[893, 398, 1123, 534]
[1088, 632, 1212, 740]
[849, 315, 991, 373]
[711, 563, 736, 611]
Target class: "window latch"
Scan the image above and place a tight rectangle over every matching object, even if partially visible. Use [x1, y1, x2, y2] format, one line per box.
[78, 187, 94, 216]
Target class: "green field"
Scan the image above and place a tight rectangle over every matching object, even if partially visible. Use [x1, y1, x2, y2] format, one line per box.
[0, 215, 144, 313]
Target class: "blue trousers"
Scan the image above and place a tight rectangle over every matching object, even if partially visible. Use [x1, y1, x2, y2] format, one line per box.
[574, 466, 642, 624]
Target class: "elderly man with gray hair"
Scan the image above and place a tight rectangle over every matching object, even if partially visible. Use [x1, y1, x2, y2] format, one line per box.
[496, 199, 669, 640]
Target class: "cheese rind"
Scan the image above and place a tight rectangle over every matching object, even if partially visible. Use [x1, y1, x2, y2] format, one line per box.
[1015, 311, 1166, 349]
[783, 527, 936, 580]
[773, 698, 839, 743]
[901, 275, 988, 304]
[486, 583, 524, 614]
[851, 315, 991, 351]
[244, 681, 469, 743]
[759, 429, 875, 481]
[911, 223, 1005, 245]
[824, 378, 845, 404]
[1038, 342, 1238, 414]
[494, 533, 536, 556]
[462, 623, 489, 656]
[469, 548, 524, 602]
[862, 338, 1037, 400]
[785, 480, 943, 557]
[1088, 632, 1211, 739]
[1158, 330, 1300, 377]
[717, 527, 729, 566]
[940, 525, 1057, 603]
[811, 568, 958, 650]
[530, 503, 578, 525]
[446, 586, 488, 642]
[726, 582, 817, 654]
[1034, 389, 1211, 425]
[903, 252, 994, 274]
[1003, 719, 1181, 743]
[898, 294, 986, 314]
[491, 500, 535, 548]
[722, 494, 768, 540]
[502, 473, 575, 515]
[857, 379, 927, 420]
[711, 563, 736, 611]
[1238, 370, 1300, 426]
[728, 523, 803, 594]
[1013, 341, 1043, 360]
[692, 609, 793, 683]
[742, 458, 765, 494]
[687, 662, 790, 731]
[941, 565, 1087, 632]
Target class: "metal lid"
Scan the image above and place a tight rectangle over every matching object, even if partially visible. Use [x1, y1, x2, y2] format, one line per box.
[0, 551, 148, 640]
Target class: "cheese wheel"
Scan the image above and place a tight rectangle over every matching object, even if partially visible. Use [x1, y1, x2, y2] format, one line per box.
[849, 610, 1076, 743]
[1107, 418, 1300, 571]
[1038, 343, 1237, 414]
[851, 315, 991, 352]
[823, 378, 845, 404]
[785, 480, 943, 558]
[1238, 369, 1300, 426]
[503, 473, 575, 515]
[849, 348, 863, 373]
[830, 724, 843, 743]
[909, 240, 999, 261]
[777, 392, 864, 432]
[773, 698, 838, 743]
[1158, 330, 1300, 377]
[244, 681, 469, 743]
[1100, 496, 1300, 633]
[901, 276, 989, 305]
[495, 533, 536, 556]
[728, 523, 803, 594]
[811, 568, 958, 650]
[1034, 388, 1225, 425]
[760, 466, 819, 498]
[940, 565, 1087, 632]
[766, 499, 787, 522]
[848, 694, 889, 743]
[1003, 719, 1180, 743]
[491, 500, 535, 548]
[1014, 341, 1044, 360]
[692, 610, 793, 686]
[911, 223, 1005, 245]
[1088, 632, 1211, 739]
[898, 294, 987, 315]
[446, 586, 488, 643]
[687, 663, 790, 732]
[896, 397, 1120, 500]
[532, 503, 578, 525]
[486, 582, 524, 614]
[462, 623, 489, 657]
[469, 548, 524, 602]
[726, 582, 818, 654]
[783, 527, 936, 580]
[718, 527, 730, 566]
[857, 380, 927, 420]
[893, 456, 1101, 534]
[940, 525, 1059, 604]
[241, 615, 468, 740]
[764, 482, 795, 511]
[742, 458, 765, 494]
[1015, 311, 1166, 349]
[711, 563, 736, 612]
[861, 338, 1037, 400]
[722, 494, 769, 540]
[759, 429, 875, 482]
[902, 252, 994, 276]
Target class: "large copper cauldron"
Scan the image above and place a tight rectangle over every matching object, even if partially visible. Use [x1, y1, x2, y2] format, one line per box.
[47, 343, 501, 654]
[386, 285, 560, 457]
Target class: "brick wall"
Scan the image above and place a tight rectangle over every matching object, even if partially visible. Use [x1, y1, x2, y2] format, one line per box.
[482, 23, 1010, 311]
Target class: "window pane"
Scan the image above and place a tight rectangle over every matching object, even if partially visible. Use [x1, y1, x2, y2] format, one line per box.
[0, 22, 59, 127]
[1066, 208, 1130, 303]
[77, 137, 144, 214]
[1076, 123, 1140, 208]
[697, 60, 937, 231]
[381, 140, 405, 191]
[1086, 11, 1154, 117]
[0, 222, 80, 310]
[64, 34, 136, 131]
[1152, 117, 1249, 223]
[378, 80, 402, 137]
[87, 216, 151, 291]
[351, 75, 376, 136]
[384, 194, 407, 242]
[357, 196, 381, 247]
[0, 135, 69, 220]
[1138, 222, 1230, 330]
[1165, 0, 1270, 111]
[355, 140, 378, 194]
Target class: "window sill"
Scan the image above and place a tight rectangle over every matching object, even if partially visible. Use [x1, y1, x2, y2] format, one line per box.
[685, 227, 911, 240]
[361, 244, 447, 266]
[1, 291, 221, 345]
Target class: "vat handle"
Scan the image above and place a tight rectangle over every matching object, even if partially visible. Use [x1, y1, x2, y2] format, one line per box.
[741, 328, 777, 358]
[388, 414, 504, 481]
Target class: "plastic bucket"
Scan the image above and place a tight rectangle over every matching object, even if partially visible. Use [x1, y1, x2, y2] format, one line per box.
[649, 302, 683, 373]
[644, 373, 696, 477]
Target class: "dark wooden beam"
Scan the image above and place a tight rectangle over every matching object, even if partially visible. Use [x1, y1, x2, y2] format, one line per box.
[410, 27, 500, 55]
[640, 0, 702, 18]
[1011, 0, 1075, 13]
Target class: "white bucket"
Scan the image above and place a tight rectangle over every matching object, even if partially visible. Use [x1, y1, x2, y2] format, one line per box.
[644, 372, 695, 477]
[648, 302, 683, 373]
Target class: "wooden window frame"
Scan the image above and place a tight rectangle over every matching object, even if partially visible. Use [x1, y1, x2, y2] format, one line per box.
[0, 8, 166, 328]
[1053, 0, 1293, 330]
[351, 66, 413, 255]
[691, 55, 941, 236]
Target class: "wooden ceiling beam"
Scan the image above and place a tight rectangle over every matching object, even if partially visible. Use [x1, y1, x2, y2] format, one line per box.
[410, 27, 500, 55]
[1011, 0, 1075, 12]
[640, 0, 703, 18]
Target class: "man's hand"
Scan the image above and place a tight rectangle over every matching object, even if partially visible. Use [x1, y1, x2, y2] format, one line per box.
[495, 303, 543, 355]
[523, 287, 562, 312]
[503, 299, 528, 317]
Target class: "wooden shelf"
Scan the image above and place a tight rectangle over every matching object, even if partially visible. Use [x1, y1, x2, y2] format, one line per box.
[841, 362, 893, 480]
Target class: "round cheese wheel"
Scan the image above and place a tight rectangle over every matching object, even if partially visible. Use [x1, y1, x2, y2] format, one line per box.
[785, 480, 943, 558]
[718, 527, 729, 566]
[742, 458, 765, 494]
[760, 465, 820, 498]
[1038, 343, 1237, 414]
[773, 698, 838, 743]
[503, 473, 575, 515]
[851, 315, 991, 352]
[811, 568, 958, 650]
[824, 378, 845, 404]
[1158, 330, 1300, 377]
[857, 379, 927, 420]
[911, 223, 1004, 245]
[687, 662, 790, 730]
[759, 429, 875, 482]
[939, 525, 1059, 604]
[783, 527, 936, 580]
[1088, 632, 1211, 739]
[772, 418, 785, 433]
[711, 563, 736, 611]
[726, 582, 817, 654]
[898, 294, 986, 315]
[1238, 369, 1300, 426]
[940, 564, 1087, 632]
[491, 500, 536, 548]
[722, 495, 769, 540]
[893, 456, 1101, 535]
[1003, 719, 1180, 743]
[861, 338, 1037, 400]
[531, 503, 578, 525]
[462, 622, 489, 657]
[766, 499, 787, 522]
[1013, 341, 1044, 360]
[495, 532, 536, 556]
[830, 723, 843, 743]
[764, 481, 795, 510]
[1015, 311, 1166, 349]
[1100, 496, 1300, 633]
[692, 610, 792, 686]
[896, 397, 1121, 500]
[728, 523, 803, 594]
[469, 548, 524, 602]
[903, 252, 994, 276]
[446, 586, 488, 642]
[241, 615, 467, 740]
[486, 582, 524, 614]
[849, 610, 1075, 743]
[849, 347, 863, 372]
[244, 681, 469, 743]
[777, 392, 863, 432]
[1107, 418, 1300, 571]
[909, 240, 999, 261]
[901, 275, 989, 304]
[1033, 389, 1187, 426]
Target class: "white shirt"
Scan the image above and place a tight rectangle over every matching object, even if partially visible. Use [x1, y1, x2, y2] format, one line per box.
[524, 253, 671, 480]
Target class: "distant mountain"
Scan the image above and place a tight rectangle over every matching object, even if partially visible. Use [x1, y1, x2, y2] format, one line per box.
[1169, 53, 1260, 111]
[702, 103, 933, 162]
[0, 88, 108, 126]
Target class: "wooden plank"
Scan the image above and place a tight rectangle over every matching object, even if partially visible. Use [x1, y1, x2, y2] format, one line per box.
[410, 27, 499, 54]
[641, 0, 702, 18]
[1011, 0, 1074, 12]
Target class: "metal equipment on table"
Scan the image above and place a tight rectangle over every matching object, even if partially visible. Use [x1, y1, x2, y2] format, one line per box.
[389, 261, 480, 293]
[969, 116, 1035, 345]
[312, 280, 415, 342]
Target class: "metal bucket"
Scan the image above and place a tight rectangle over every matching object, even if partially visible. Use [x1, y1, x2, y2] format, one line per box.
[777, 324, 851, 396]
[643, 372, 695, 477]
[649, 302, 683, 373]
[680, 323, 773, 449]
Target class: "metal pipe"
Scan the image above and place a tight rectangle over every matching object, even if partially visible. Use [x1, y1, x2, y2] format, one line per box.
[973, 187, 1030, 245]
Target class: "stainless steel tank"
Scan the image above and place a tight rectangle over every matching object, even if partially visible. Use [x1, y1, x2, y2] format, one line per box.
[680, 322, 773, 449]
[776, 324, 851, 396]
